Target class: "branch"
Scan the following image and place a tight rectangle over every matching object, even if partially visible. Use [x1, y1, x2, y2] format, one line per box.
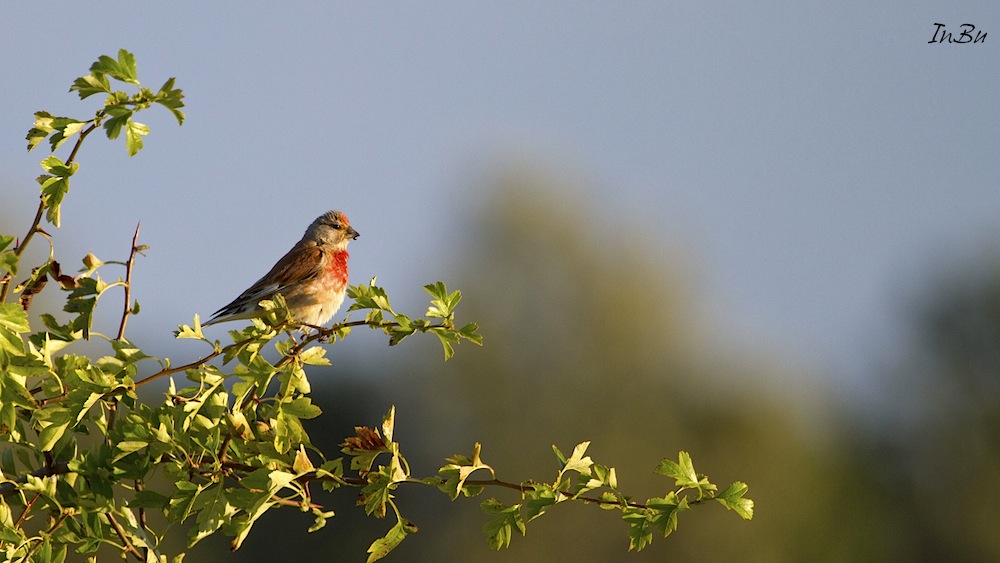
[63, 120, 100, 167]
[105, 512, 145, 561]
[116, 222, 142, 340]
[14, 493, 41, 528]
[22, 512, 70, 561]
[289, 470, 658, 511]
[456, 478, 690, 510]
[133, 318, 449, 388]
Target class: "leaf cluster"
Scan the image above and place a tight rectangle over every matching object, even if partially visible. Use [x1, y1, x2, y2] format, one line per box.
[27, 49, 184, 159]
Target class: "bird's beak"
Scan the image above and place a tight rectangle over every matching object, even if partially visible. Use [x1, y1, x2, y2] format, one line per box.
[347, 227, 360, 240]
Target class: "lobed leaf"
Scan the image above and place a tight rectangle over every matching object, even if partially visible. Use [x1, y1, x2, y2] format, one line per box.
[366, 513, 418, 563]
[155, 76, 186, 125]
[90, 49, 139, 86]
[70, 73, 112, 99]
[481, 498, 525, 550]
[125, 121, 149, 156]
[716, 482, 754, 520]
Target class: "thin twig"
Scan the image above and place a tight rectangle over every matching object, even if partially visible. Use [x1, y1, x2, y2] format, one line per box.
[117, 222, 141, 340]
[23, 512, 70, 561]
[105, 401, 118, 446]
[135, 354, 223, 387]
[218, 434, 233, 464]
[135, 479, 149, 540]
[105, 512, 145, 561]
[297, 471, 656, 511]
[14, 493, 40, 528]
[64, 121, 100, 166]
[269, 494, 324, 510]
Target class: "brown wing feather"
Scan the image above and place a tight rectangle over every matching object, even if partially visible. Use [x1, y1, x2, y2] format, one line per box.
[239, 242, 324, 299]
[208, 242, 325, 321]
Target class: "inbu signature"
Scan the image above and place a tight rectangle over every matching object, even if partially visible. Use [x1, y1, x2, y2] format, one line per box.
[928, 23, 987, 44]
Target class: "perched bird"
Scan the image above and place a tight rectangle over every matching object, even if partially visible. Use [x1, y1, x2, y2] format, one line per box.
[204, 210, 359, 327]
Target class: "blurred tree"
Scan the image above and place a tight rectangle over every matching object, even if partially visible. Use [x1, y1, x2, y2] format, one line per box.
[879, 256, 1000, 561]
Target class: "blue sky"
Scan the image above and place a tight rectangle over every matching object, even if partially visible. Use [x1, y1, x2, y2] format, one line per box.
[2, 2, 998, 397]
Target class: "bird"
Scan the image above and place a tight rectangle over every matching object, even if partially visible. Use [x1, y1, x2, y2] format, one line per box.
[203, 210, 359, 327]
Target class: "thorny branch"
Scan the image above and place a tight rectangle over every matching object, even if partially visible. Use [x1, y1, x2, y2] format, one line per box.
[116, 222, 144, 340]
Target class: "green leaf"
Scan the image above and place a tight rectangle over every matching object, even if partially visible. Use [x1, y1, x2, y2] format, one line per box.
[281, 396, 322, 419]
[593, 462, 618, 489]
[656, 452, 693, 482]
[381, 406, 396, 443]
[298, 345, 329, 366]
[273, 411, 308, 454]
[155, 77, 186, 125]
[0, 501, 23, 543]
[37, 156, 77, 227]
[70, 74, 112, 99]
[102, 107, 133, 141]
[26, 111, 55, 151]
[427, 327, 458, 360]
[308, 508, 336, 533]
[366, 514, 417, 563]
[39, 155, 78, 178]
[597, 491, 620, 509]
[481, 498, 525, 550]
[716, 482, 754, 520]
[623, 508, 654, 551]
[348, 282, 394, 313]
[71, 391, 107, 425]
[125, 121, 149, 156]
[114, 440, 149, 459]
[458, 322, 484, 345]
[521, 484, 557, 522]
[561, 441, 593, 475]
[190, 485, 236, 547]
[37, 417, 71, 452]
[423, 281, 448, 302]
[0, 328, 24, 356]
[91, 49, 139, 85]
[655, 451, 715, 495]
[130, 490, 170, 510]
[0, 234, 17, 276]
[360, 470, 396, 518]
[0, 303, 30, 333]
[39, 176, 70, 227]
[437, 442, 495, 499]
[648, 493, 689, 538]
[47, 118, 87, 152]
[424, 282, 461, 318]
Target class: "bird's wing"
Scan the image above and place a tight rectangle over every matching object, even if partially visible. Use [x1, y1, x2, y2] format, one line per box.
[213, 242, 325, 315]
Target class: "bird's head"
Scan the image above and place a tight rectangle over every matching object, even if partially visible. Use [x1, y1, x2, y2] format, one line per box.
[305, 210, 359, 248]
